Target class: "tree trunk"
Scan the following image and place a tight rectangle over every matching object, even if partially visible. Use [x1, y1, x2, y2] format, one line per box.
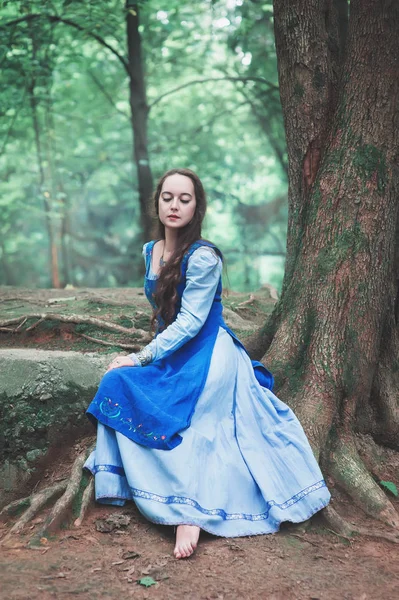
[267, 0, 399, 527]
[0, 243, 16, 285]
[44, 78, 72, 287]
[27, 21, 61, 289]
[126, 2, 153, 243]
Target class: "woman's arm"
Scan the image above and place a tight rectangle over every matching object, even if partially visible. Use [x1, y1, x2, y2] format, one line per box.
[131, 247, 222, 364]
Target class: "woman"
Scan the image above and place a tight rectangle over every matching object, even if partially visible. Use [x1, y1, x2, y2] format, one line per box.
[85, 168, 330, 559]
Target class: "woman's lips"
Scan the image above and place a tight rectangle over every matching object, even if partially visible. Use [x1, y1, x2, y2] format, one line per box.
[167, 215, 180, 220]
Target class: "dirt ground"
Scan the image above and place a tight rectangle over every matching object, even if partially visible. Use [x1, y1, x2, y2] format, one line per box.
[1, 493, 399, 600]
[1, 287, 399, 599]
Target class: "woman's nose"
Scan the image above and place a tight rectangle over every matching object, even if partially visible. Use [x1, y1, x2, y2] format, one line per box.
[171, 197, 179, 209]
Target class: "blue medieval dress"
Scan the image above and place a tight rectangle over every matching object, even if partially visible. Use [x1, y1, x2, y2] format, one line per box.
[84, 241, 330, 537]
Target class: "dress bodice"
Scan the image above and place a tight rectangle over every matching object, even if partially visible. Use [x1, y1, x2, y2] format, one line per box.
[143, 240, 223, 335]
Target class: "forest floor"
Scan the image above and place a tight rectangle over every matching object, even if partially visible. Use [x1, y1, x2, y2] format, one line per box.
[0, 284, 275, 353]
[1, 474, 398, 600]
[1, 286, 399, 599]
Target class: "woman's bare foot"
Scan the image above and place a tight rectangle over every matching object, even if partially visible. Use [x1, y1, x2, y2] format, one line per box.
[174, 525, 200, 559]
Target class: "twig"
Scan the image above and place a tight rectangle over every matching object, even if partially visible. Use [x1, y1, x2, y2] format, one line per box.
[25, 317, 45, 332]
[15, 317, 28, 331]
[289, 533, 319, 547]
[325, 528, 353, 543]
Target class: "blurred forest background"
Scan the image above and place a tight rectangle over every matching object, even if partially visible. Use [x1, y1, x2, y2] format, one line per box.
[0, 0, 288, 292]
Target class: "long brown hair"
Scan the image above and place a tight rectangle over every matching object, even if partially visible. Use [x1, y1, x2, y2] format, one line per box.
[151, 168, 207, 329]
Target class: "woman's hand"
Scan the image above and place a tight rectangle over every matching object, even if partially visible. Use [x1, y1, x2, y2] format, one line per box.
[106, 355, 138, 372]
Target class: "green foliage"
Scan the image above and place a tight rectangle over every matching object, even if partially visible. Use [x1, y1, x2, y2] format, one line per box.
[0, 0, 288, 292]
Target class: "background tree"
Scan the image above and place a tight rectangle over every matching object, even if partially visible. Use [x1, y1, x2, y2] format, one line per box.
[0, 0, 288, 291]
[250, 0, 399, 529]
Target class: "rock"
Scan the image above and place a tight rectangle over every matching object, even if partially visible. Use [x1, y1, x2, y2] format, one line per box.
[0, 349, 113, 507]
[222, 307, 254, 331]
[95, 513, 131, 533]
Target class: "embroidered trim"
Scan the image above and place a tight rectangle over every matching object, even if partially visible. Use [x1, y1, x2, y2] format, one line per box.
[92, 464, 125, 476]
[130, 480, 327, 522]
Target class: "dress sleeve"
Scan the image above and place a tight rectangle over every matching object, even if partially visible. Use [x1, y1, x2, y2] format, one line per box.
[143, 247, 222, 363]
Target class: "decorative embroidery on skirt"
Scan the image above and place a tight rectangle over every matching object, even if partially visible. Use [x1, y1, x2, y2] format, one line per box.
[129, 480, 327, 522]
[99, 397, 167, 442]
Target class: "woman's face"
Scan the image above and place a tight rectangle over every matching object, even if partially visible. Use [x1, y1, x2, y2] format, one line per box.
[158, 174, 197, 230]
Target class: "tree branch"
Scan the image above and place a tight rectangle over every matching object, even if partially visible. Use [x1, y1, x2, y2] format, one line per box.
[0, 91, 26, 156]
[1, 14, 130, 76]
[87, 70, 129, 119]
[149, 76, 278, 109]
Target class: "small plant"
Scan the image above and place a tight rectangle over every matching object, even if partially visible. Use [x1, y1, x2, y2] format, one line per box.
[137, 577, 157, 587]
[379, 480, 398, 497]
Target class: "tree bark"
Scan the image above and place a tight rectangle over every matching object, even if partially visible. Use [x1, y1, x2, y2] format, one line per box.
[126, 2, 153, 243]
[268, 0, 399, 526]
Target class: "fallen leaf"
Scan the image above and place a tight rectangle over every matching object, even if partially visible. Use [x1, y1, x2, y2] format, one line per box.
[112, 560, 125, 566]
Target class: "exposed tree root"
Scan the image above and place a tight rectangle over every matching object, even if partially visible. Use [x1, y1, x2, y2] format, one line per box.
[321, 506, 399, 544]
[74, 477, 94, 528]
[0, 481, 68, 531]
[236, 294, 255, 308]
[0, 313, 150, 341]
[33, 445, 94, 541]
[328, 437, 399, 529]
[0, 481, 68, 547]
[0, 445, 95, 546]
[76, 332, 142, 351]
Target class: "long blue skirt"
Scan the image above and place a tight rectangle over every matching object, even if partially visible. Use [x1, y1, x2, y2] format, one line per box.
[84, 328, 330, 537]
